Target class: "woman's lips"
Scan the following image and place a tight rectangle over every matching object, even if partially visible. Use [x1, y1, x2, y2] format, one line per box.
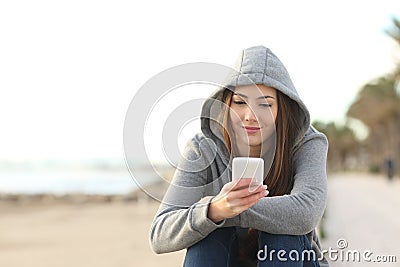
[243, 126, 260, 134]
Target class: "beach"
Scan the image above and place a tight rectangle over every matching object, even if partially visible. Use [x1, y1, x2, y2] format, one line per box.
[0, 200, 185, 267]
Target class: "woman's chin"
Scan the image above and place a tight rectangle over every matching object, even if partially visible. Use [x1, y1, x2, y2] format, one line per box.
[240, 138, 262, 148]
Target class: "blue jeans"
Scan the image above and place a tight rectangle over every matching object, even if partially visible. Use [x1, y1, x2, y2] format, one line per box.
[183, 227, 320, 267]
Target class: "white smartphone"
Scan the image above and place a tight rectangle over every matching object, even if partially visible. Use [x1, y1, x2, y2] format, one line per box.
[232, 157, 264, 187]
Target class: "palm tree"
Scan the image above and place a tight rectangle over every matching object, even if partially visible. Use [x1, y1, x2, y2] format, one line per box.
[346, 75, 400, 171]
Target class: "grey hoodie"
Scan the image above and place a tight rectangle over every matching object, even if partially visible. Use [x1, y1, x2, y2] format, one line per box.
[150, 46, 329, 266]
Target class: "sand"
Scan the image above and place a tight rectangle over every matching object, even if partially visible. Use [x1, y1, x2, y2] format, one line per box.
[0, 200, 185, 267]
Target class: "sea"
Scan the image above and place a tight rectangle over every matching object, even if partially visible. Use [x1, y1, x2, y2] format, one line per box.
[0, 168, 160, 195]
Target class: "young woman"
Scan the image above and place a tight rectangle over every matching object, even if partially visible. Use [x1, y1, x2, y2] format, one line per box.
[150, 45, 329, 267]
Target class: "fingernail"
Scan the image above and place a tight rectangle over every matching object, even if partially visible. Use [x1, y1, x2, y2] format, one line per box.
[263, 185, 268, 189]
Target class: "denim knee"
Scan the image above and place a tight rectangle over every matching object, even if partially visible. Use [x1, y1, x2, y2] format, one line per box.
[183, 227, 238, 267]
[258, 232, 303, 250]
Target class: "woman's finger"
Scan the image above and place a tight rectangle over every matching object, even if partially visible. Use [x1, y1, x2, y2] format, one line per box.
[227, 184, 266, 199]
[227, 189, 268, 212]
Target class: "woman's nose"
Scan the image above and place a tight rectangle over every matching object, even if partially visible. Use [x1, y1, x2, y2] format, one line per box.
[244, 105, 257, 121]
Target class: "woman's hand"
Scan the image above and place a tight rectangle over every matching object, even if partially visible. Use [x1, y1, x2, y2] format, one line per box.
[207, 179, 269, 223]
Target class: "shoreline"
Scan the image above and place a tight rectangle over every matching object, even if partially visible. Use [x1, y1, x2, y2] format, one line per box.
[0, 179, 169, 205]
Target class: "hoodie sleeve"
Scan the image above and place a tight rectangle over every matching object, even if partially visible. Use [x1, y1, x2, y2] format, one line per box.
[239, 130, 328, 235]
[149, 136, 232, 254]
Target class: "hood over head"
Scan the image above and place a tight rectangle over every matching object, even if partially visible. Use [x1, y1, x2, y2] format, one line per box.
[200, 45, 310, 160]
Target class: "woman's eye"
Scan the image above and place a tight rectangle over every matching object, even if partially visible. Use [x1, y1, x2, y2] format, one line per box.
[233, 100, 246, 105]
[260, 103, 272, 108]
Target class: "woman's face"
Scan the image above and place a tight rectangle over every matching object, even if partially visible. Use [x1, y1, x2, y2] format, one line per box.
[228, 84, 278, 152]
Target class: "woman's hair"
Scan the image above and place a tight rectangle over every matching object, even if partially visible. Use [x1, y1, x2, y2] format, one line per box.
[221, 87, 305, 196]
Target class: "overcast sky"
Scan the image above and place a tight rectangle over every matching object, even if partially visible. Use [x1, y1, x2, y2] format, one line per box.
[0, 0, 399, 162]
